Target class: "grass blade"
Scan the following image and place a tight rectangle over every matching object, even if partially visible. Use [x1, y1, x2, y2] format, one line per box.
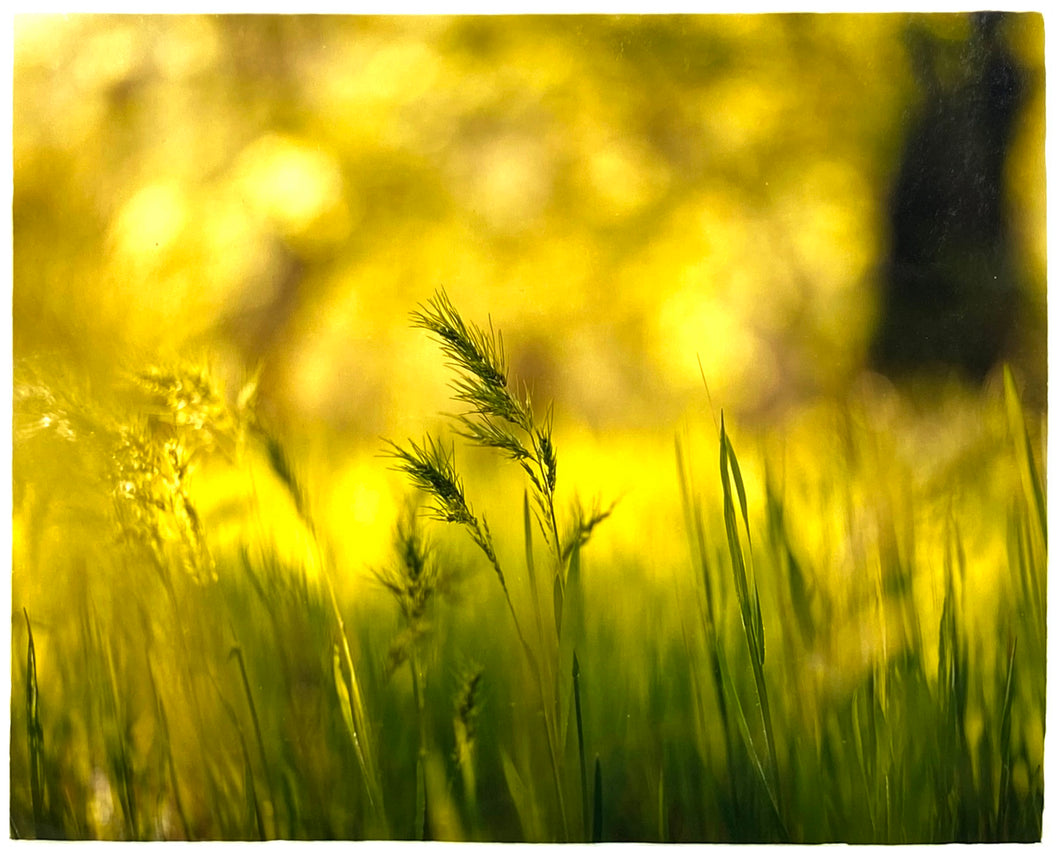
[230, 646, 276, 838]
[657, 768, 667, 843]
[573, 651, 590, 841]
[524, 490, 545, 642]
[332, 645, 384, 823]
[553, 574, 564, 641]
[1004, 367, 1047, 548]
[500, 749, 544, 842]
[146, 662, 192, 839]
[24, 609, 45, 838]
[997, 635, 1018, 840]
[241, 736, 266, 840]
[719, 413, 781, 825]
[592, 755, 603, 843]
[719, 643, 786, 839]
[411, 652, 427, 841]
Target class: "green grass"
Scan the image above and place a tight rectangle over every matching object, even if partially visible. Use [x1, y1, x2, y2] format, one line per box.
[10, 295, 1047, 842]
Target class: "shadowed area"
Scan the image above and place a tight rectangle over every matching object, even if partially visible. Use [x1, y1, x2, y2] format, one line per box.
[872, 12, 1036, 386]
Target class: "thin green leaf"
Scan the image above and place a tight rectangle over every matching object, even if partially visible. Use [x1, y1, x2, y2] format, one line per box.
[332, 646, 377, 812]
[573, 651, 590, 842]
[500, 750, 544, 842]
[997, 635, 1018, 838]
[592, 755, 603, 843]
[1004, 366, 1047, 548]
[24, 609, 45, 837]
[553, 574, 564, 641]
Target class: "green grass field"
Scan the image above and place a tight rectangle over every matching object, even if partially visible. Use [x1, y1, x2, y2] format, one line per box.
[10, 293, 1046, 842]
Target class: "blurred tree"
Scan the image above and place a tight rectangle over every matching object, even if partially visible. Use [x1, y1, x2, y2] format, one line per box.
[870, 12, 1033, 383]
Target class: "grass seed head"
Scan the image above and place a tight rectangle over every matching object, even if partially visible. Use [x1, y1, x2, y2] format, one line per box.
[385, 437, 477, 527]
[412, 289, 533, 431]
[375, 501, 440, 626]
[454, 665, 484, 757]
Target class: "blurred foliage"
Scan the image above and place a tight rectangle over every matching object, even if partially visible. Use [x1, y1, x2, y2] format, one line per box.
[14, 13, 1045, 437]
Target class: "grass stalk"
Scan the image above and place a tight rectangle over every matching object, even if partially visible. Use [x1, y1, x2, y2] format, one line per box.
[410, 649, 428, 840]
[146, 662, 192, 839]
[454, 667, 483, 834]
[389, 434, 566, 836]
[996, 634, 1018, 840]
[23, 609, 46, 837]
[230, 645, 276, 838]
[391, 291, 621, 841]
[538, 666, 571, 840]
[592, 756, 603, 843]
[573, 651, 590, 841]
[524, 491, 554, 690]
[657, 768, 667, 843]
[722, 646, 787, 837]
[330, 618, 386, 825]
[236, 731, 265, 840]
[676, 436, 734, 749]
[245, 757, 264, 837]
[99, 629, 139, 838]
[719, 414, 783, 833]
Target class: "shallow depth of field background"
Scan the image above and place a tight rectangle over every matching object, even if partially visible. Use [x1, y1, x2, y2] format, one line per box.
[11, 13, 1048, 842]
[13, 13, 1047, 567]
